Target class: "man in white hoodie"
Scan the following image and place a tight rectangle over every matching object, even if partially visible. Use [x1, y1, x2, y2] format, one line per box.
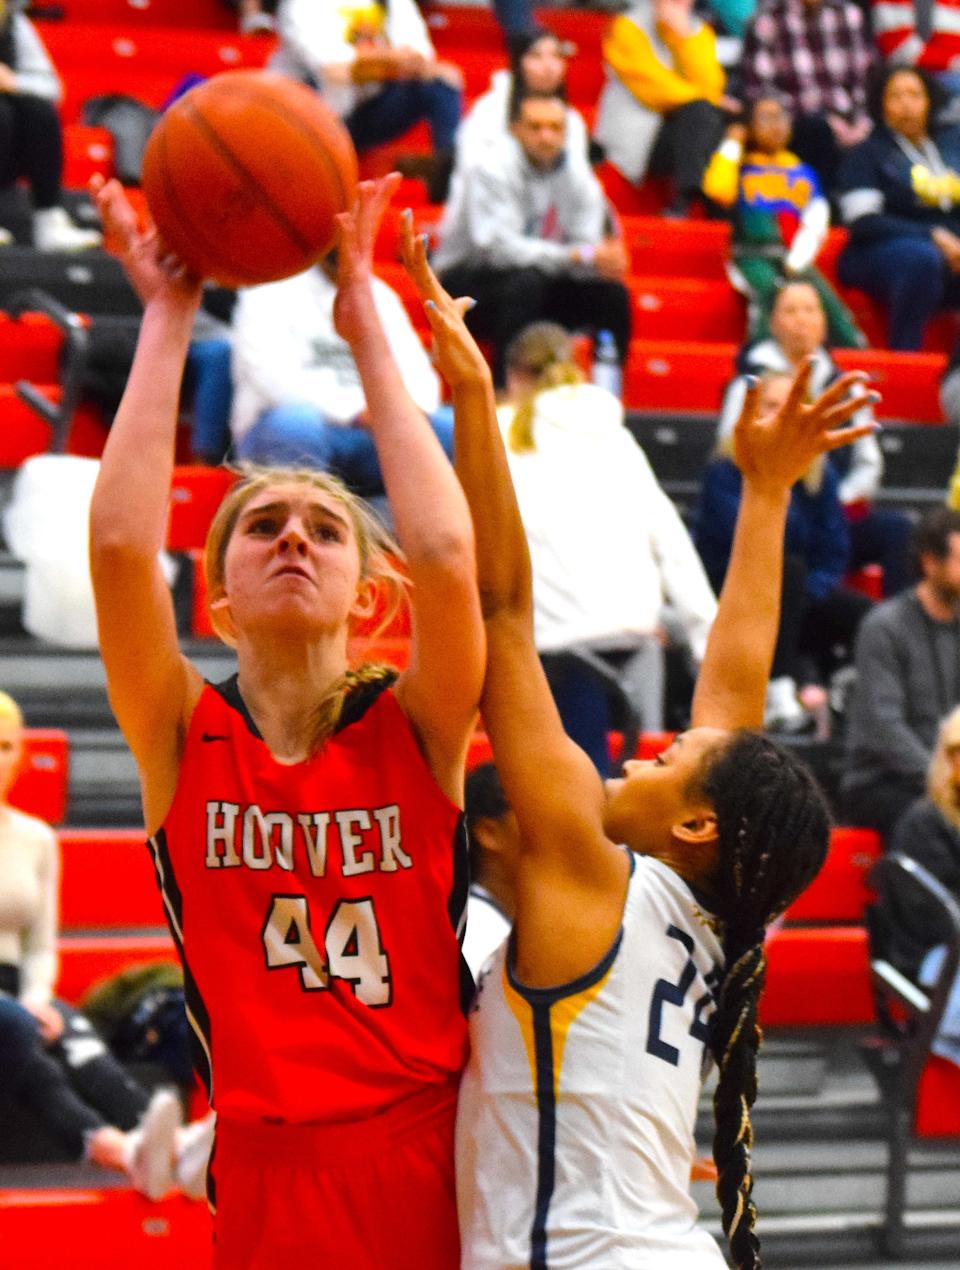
[433, 91, 631, 386]
[229, 254, 452, 497]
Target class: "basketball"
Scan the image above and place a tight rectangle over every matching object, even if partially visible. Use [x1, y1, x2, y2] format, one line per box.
[141, 70, 359, 288]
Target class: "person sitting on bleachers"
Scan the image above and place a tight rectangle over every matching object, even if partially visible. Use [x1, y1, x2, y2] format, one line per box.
[843, 508, 960, 839]
[876, 703, 960, 1066]
[837, 64, 960, 351]
[229, 251, 452, 502]
[0, 0, 101, 251]
[741, 0, 875, 192]
[434, 91, 631, 387]
[696, 369, 874, 731]
[271, 0, 463, 202]
[594, 0, 730, 216]
[0, 690, 212, 1197]
[496, 321, 717, 771]
[455, 26, 591, 174]
[703, 94, 865, 348]
[716, 280, 912, 600]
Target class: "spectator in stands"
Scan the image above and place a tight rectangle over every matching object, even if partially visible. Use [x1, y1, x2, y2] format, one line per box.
[0, 0, 101, 251]
[875, 703, 960, 1068]
[434, 92, 631, 387]
[456, 27, 590, 174]
[462, 762, 516, 981]
[696, 370, 874, 730]
[271, 0, 463, 201]
[0, 690, 213, 1197]
[741, 0, 875, 191]
[0, 994, 37, 1097]
[497, 321, 717, 770]
[229, 252, 452, 497]
[837, 65, 960, 351]
[717, 281, 912, 598]
[843, 508, 960, 837]
[703, 95, 865, 347]
[593, 0, 730, 216]
[871, 0, 960, 99]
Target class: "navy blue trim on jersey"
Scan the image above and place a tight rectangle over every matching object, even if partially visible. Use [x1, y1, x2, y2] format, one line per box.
[147, 828, 215, 1103]
[209, 670, 398, 742]
[530, 1000, 558, 1270]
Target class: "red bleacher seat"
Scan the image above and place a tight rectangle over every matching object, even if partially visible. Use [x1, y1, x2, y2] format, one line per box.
[0, 386, 107, 466]
[8, 729, 69, 825]
[63, 123, 114, 187]
[167, 465, 238, 552]
[623, 217, 729, 281]
[761, 925, 875, 1026]
[56, 931, 175, 1004]
[58, 829, 162, 929]
[0, 314, 63, 381]
[630, 277, 745, 342]
[784, 826, 882, 923]
[915, 1055, 960, 1136]
[835, 348, 945, 423]
[846, 563, 885, 602]
[624, 340, 735, 414]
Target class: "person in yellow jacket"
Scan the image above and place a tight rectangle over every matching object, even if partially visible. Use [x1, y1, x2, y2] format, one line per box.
[594, 0, 734, 214]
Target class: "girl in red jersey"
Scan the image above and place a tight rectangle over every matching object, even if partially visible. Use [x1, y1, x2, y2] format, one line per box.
[88, 175, 484, 1269]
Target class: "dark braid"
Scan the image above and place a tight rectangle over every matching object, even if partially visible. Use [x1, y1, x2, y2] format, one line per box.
[696, 732, 831, 1269]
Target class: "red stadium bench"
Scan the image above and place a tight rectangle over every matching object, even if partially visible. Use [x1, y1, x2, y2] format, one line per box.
[55, 931, 175, 1004]
[624, 340, 735, 414]
[835, 348, 946, 423]
[63, 123, 115, 188]
[58, 829, 161, 929]
[0, 313, 63, 381]
[167, 465, 238, 552]
[784, 827, 882, 923]
[761, 925, 875, 1027]
[8, 730, 69, 826]
[629, 277, 746, 342]
[0, 385, 107, 467]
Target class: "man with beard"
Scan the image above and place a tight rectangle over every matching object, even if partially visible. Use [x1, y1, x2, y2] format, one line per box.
[843, 508, 960, 840]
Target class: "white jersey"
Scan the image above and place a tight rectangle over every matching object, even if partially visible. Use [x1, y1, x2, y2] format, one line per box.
[456, 853, 726, 1269]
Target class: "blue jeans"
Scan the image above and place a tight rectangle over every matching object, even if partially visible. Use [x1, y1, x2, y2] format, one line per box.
[838, 236, 960, 350]
[346, 79, 462, 154]
[0, 996, 39, 1097]
[234, 402, 455, 495]
[184, 337, 233, 461]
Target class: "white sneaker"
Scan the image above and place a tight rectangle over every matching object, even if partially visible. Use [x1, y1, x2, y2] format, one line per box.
[175, 1112, 216, 1202]
[33, 206, 102, 252]
[126, 1088, 182, 1201]
[0, 225, 12, 247]
[764, 675, 805, 731]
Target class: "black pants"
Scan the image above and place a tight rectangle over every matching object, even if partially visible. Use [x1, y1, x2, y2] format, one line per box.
[438, 264, 632, 386]
[0, 92, 64, 209]
[772, 554, 873, 684]
[1, 967, 150, 1159]
[648, 98, 725, 201]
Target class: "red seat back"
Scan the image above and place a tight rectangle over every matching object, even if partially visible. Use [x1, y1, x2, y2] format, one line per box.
[8, 730, 69, 826]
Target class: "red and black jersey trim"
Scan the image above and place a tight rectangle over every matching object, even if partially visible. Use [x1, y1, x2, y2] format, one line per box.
[208, 671, 399, 740]
[146, 827, 215, 1103]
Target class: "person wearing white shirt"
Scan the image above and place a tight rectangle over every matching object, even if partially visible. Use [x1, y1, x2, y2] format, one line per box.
[230, 255, 453, 495]
[496, 321, 717, 771]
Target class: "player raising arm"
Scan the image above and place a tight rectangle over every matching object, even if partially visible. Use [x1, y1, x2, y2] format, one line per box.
[89, 176, 483, 1269]
[401, 220, 877, 1270]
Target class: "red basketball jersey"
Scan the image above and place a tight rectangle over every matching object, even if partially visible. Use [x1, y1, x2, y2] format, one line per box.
[149, 674, 470, 1124]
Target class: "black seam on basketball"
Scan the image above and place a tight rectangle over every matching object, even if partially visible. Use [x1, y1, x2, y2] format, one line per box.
[183, 97, 328, 255]
[154, 120, 264, 281]
[197, 81, 353, 221]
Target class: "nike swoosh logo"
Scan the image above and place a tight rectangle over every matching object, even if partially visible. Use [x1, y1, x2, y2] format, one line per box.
[201, 733, 230, 743]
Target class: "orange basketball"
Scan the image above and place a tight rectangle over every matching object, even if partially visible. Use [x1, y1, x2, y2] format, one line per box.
[142, 70, 359, 287]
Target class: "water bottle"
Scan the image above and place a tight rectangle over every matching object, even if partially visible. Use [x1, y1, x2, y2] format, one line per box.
[590, 329, 622, 398]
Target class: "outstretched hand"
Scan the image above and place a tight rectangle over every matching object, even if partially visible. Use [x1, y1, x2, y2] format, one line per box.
[733, 359, 880, 494]
[333, 172, 401, 345]
[90, 175, 202, 313]
[399, 208, 491, 390]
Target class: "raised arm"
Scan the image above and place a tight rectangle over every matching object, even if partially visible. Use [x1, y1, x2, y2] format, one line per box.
[692, 363, 879, 730]
[88, 179, 204, 828]
[400, 222, 621, 903]
[333, 178, 483, 798]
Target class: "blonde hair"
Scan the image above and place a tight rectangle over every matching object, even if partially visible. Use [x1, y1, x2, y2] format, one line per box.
[928, 705, 960, 828]
[505, 322, 584, 453]
[0, 691, 23, 728]
[203, 465, 408, 750]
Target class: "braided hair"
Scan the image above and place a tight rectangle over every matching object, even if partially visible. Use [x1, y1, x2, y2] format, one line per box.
[695, 732, 831, 1269]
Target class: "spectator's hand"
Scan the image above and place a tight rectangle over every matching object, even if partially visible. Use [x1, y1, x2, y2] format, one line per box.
[654, 0, 694, 36]
[932, 225, 960, 271]
[392, 46, 429, 79]
[718, 96, 743, 116]
[733, 359, 879, 495]
[25, 1002, 64, 1046]
[724, 122, 748, 145]
[399, 209, 492, 390]
[593, 237, 629, 280]
[90, 175, 202, 313]
[0, 64, 16, 93]
[333, 173, 402, 345]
